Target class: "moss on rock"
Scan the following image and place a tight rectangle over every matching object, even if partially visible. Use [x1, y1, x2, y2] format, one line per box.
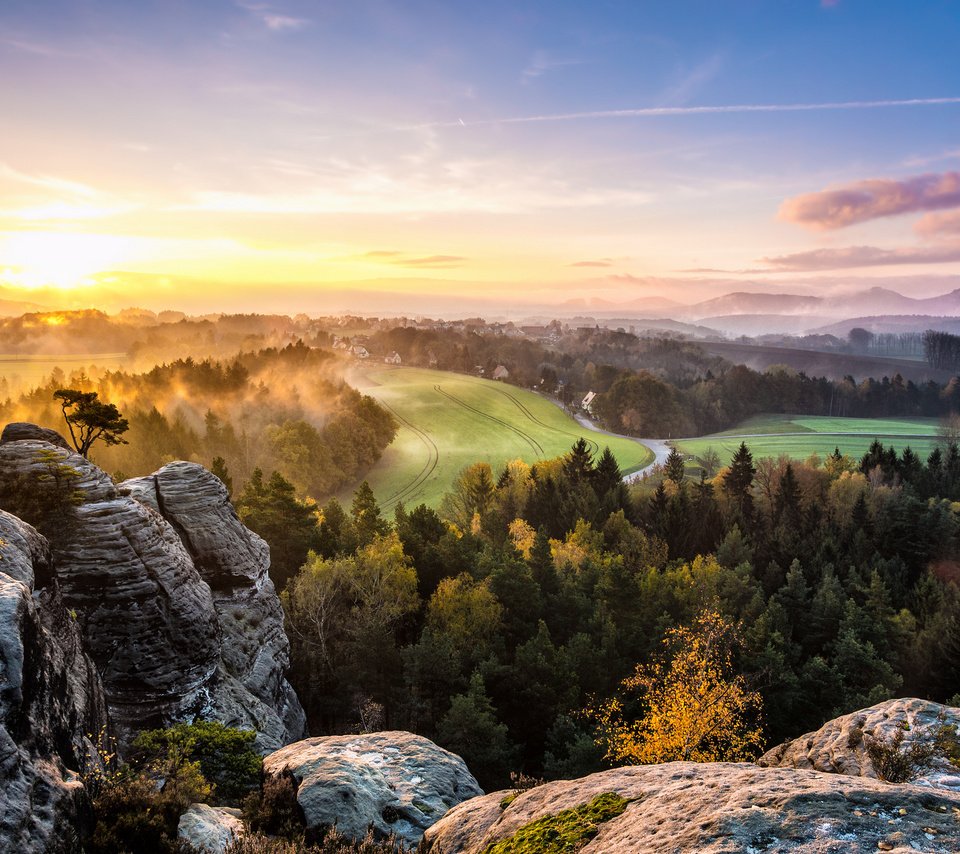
[482, 792, 630, 853]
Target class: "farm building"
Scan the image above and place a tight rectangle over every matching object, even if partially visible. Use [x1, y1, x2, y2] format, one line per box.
[384, 351, 402, 365]
[351, 345, 370, 359]
[581, 390, 597, 413]
[492, 365, 509, 380]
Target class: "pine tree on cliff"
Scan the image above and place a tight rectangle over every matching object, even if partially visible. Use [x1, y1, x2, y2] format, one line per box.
[53, 388, 129, 458]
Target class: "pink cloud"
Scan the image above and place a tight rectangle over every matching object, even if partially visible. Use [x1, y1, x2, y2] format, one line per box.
[915, 210, 960, 238]
[779, 171, 960, 230]
[760, 243, 960, 271]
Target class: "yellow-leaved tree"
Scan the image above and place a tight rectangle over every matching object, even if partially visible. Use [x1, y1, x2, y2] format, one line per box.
[588, 609, 764, 764]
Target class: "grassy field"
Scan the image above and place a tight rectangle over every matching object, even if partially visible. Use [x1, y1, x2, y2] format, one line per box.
[0, 353, 128, 390]
[676, 414, 942, 466]
[344, 366, 654, 510]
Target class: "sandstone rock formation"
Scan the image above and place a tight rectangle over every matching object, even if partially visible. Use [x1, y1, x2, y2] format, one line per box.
[1, 420, 71, 449]
[177, 803, 246, 853]
[759, 697, 960, 791]
[425, 761, 960, 853]
[0, 427, 304, 752]
[0, 509, 109, 852]
[263, 731, 483, 847]
[122, 462, 306, 749]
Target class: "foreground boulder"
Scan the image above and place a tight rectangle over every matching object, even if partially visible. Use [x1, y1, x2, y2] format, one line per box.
[0, 510, 109, 852]
[263, 731, 483, 847]
[177, 803, 245, 853]
[0, 427, 304, 752]
[425, 761, 960, 853]
[760, 697, 960, 791]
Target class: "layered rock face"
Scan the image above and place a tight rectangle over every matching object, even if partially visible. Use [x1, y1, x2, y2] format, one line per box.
[759, 697, 960, 791]
[425, 762, 960, 853]
[122, 462, 306, 749]
[0, 510, 109, 851]
[263, 732, 483, 847]
[0, 426, 304, 752]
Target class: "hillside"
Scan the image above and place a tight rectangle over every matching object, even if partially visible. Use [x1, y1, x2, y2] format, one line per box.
[344, 366, 654, 509]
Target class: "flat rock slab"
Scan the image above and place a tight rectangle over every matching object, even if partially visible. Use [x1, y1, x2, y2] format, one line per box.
[263, 731, 483, 847]
[424, 761, 960, 853]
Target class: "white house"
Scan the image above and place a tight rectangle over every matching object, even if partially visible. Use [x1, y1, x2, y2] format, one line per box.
[581, 391, 597, 413]
[351, 345, 370, 359]
[384, 351, 402, 365]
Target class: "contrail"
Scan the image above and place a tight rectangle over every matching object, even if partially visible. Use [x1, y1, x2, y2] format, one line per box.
[415, 97, 960, 130]
[312, 97, 960, 141]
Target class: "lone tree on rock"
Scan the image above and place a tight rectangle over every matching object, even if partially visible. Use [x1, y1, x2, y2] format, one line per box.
[53, 388, 129, 458]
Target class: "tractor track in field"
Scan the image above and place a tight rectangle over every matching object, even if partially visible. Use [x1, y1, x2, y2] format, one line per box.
[376, 398, 439, 508]
[433, 384, 545, 457]
[490, 385, 601, 454]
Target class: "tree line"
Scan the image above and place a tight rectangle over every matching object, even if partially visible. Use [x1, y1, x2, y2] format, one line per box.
[237, 436, 960, 790]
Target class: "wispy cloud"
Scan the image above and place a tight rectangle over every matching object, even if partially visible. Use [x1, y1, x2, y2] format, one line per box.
[915, 210, 960, 238]
[522, 51, 584, 81]
[570, 259, 613, 268]
[0, 163, 98, 198]
[779, 171, 960, 230]
[657, 53, 725, 105]
[391, 255, 466, 268]
[759, 243, 960, 271]
[236, 1, 309, 32]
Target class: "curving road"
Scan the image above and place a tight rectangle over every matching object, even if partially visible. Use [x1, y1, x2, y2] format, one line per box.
[568, 411, 671, 482]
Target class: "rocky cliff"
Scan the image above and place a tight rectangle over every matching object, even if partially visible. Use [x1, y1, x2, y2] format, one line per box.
[0, 508, 109, 851]
[0, 424, 304, 753]
[759, 697, 960, 791]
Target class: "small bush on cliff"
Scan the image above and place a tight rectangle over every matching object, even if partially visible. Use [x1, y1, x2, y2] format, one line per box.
[225, 829, 419, 853]
[134, 721, 262, 803]
[243, 770, 305, 839]
[88, 762, 210, 854]
[865, 726, 937, 783]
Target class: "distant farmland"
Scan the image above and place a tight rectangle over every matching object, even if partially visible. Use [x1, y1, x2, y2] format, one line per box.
[0, 353, 129, 391]
[345, 366, 654, 510]
[700, 341, 952, 384]
[676, 414, 942, 466]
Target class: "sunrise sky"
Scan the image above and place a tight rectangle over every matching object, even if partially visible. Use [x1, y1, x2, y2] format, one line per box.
[2, 0, 959, 314]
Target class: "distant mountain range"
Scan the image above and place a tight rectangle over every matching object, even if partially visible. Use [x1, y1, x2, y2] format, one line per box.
[559, 286, 960, 336]
[566, 287, 960, 321]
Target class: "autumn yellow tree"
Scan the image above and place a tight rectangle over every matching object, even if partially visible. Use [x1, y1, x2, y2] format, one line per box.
[588, 609, 764, 764]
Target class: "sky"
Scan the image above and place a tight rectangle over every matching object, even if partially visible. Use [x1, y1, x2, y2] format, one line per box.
[1, 0, 959, 315]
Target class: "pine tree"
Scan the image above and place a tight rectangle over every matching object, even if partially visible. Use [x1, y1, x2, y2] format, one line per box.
[664, 447, 686, 485]
[724, 442, 755, 520]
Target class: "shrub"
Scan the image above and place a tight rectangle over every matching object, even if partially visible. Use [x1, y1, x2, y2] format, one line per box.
[88, 763, 210, 854]
[243, 771, 304, 839]
[865, 726, 936, 783]
[225, 828, 419, 853]
[134, 721, 262, 803]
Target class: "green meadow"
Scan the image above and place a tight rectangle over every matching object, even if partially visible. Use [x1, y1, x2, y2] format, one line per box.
[345, 366, 654, 510]
[676, 414, 943, 466]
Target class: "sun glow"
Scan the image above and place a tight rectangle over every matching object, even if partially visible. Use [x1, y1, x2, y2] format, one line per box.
[0, 232, 139, 290]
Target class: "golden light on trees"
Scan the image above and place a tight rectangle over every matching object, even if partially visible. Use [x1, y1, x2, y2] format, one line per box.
[588, 609, 764, 765]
